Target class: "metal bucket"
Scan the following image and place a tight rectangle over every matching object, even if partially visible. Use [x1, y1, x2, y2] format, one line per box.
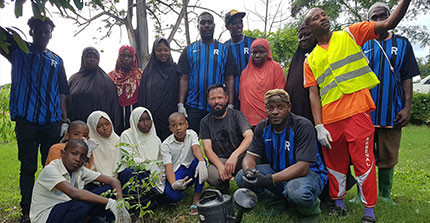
[196, 189, 235, 223]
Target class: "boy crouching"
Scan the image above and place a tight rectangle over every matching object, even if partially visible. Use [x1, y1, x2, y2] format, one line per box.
[30, 139, 130, 223]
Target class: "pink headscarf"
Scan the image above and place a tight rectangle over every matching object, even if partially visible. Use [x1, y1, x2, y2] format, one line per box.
[239, 38, 286, 126]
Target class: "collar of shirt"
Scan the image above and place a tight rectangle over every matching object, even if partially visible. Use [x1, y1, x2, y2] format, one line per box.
[166, 132, 189, 145]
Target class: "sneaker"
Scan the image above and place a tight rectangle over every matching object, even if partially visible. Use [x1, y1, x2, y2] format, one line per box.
[361, 215, 376, 223]
[330, 206, 347, 217]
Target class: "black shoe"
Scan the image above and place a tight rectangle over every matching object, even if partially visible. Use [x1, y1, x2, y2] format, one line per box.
[361, 215, 376, 223]
[330, 206, 347, 217]
[20, 214, 30, 223]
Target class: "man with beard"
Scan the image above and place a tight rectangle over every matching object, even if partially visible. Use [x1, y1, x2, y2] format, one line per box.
[177, 12, 238, 133]
[224, 10, 255, 109]
[303, 0, 412, 222]
[236, 89, 327, 222]
[200, 84, 253, 193]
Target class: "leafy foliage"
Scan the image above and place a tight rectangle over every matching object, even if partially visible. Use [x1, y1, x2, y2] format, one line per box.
[417, 56, 430, 78]
[112, 142, 163, 221]
[0, 85, 15, 144]
[0, 0, 88, 55]
[410, 92, 430, 125]
[244, 24, 299, 68]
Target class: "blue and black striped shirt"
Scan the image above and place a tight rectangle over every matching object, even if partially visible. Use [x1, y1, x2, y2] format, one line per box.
[2, 29, 69, 125]
[224, 35, 255, 99]
[178, 40, 238, 112]
[362, 34, 420, 126]
[248, 114, 328, 188]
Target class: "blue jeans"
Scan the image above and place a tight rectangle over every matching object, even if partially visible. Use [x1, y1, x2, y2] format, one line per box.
[236, 164, 322, 213]
[164, 159, 204, 202]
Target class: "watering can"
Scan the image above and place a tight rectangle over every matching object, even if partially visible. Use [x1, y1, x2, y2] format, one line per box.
[196, 188, 258, 223]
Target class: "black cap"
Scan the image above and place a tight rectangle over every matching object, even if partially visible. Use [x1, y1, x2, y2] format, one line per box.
[225, 10, 246, 27]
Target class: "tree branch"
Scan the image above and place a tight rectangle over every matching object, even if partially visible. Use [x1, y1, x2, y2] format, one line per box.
[187, 5, 223, 18]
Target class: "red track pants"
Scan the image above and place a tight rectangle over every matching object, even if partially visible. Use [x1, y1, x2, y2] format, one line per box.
[323, 112, 377, 207]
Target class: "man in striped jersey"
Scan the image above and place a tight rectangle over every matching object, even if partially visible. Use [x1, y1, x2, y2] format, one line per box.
[350, 2, 420, 205]
[0, 17, 69, 223]
[224, 10, 255, 109]
[236, 89, 327, 222]
[177, 12, 238, 134]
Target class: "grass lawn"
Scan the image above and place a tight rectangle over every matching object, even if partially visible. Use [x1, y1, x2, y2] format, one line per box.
[1, 125, 429, 222]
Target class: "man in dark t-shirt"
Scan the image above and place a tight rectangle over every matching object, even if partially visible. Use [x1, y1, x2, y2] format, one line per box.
[236, 89, 327, 221]
[177, 12, 238, 133]
[200, 84, 253, 193]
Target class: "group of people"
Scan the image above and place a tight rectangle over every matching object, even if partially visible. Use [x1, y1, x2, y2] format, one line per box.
[0, 0, 421, 222]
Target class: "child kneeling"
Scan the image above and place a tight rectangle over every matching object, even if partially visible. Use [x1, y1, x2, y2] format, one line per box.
[30, 139, 130, 223]
[160, 112, 208, 215]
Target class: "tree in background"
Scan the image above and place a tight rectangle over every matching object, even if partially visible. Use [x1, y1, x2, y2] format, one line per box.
[244, 24, 298, 70]
[417, 52, 430, 78]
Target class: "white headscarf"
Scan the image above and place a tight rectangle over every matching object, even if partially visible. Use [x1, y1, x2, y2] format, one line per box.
[116, 107, 161, 172]
[87, 111, 120, 177]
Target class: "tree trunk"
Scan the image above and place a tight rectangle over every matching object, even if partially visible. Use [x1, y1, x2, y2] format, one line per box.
[167, 0, 189, 43]
[184, 0, 191, 45]
[126, 0, 137, 55]
[136, 0, 150, 67]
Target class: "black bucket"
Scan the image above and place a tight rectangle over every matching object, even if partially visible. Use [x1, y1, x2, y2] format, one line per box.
[196, 189, 235, 223]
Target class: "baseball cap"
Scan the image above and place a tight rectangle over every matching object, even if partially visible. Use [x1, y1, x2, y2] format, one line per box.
[225, 10, 246, 27]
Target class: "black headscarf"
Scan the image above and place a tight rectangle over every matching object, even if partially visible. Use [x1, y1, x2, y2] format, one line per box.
[285, 24, 317, 123]
[67, 47, 121, 133]
[138, 37, 179, 141]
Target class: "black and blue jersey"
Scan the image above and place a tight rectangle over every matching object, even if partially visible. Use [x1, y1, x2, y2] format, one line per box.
[2, 28, 69, 125]
[224, 35, 255, 99]
[178, 40, 238, 112]
[248, 113, 328, 188]
[362, 34, 420, 126]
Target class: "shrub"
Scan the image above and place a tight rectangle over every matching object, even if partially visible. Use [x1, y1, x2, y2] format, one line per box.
[112, 142, 163, 221]
[410, 92, 430, 125]
[0, 84, 15, 143]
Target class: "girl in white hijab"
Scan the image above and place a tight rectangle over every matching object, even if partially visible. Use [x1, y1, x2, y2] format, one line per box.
[87, 111, 120, 178]
[116, 107, 165, 195]
[116, 107, 161, 171]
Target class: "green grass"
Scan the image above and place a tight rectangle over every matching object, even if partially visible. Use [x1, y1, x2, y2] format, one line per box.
[1, 125, 429, 222]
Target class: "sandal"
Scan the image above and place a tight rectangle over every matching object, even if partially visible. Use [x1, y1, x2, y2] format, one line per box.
[189, 204, 198, 215]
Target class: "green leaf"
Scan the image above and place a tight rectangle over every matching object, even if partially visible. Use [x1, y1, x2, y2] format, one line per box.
[14, 0, 25, 18]
[31, 2, 42, 18]
[73, 0, 84, 10]
[92, 0, 104, 10]
[11, 33, 29, 53]
[0, 0, 5, 8]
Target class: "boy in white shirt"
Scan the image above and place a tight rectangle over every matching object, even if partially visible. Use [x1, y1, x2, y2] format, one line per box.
[30, 139, 130, 223]
[160, 112, 208, 215]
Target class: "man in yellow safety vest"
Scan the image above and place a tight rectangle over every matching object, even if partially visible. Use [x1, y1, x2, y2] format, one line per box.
[303, 0, 412, 222]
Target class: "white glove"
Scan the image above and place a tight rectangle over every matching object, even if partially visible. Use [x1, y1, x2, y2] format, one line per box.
[194, 161, 208, 184]
[177, 103, 188, 117]
[172, 176, 193, 190]
[83, 139, 99, 158]
[105, 198, 131, 223]
[315, 124, 333, 149]
[227, 104, 234, 109]
[60, 123, 69, 138]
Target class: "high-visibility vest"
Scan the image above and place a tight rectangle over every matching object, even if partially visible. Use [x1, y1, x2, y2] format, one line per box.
[307, 30, 380, 106]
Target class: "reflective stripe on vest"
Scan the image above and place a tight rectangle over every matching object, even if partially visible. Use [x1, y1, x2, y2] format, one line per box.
[307, 30, 380, 106]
